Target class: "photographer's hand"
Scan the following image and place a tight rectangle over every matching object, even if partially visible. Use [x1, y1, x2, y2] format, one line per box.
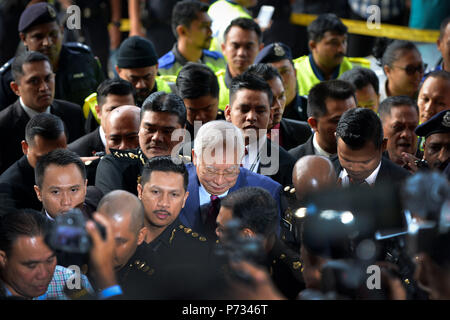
[86, 213, 117, 290]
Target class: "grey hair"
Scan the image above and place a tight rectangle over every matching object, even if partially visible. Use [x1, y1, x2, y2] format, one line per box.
[193, 120, 245, 164]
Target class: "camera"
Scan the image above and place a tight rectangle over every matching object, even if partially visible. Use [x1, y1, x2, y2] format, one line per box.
[45, 208, 106, 254]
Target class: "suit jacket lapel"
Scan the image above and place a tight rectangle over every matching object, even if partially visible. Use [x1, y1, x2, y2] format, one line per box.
[13, 100, 30, 128]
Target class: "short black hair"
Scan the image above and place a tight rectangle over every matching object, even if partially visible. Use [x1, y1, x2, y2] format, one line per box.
[424, 70, 450, 84]
[176, 63, 219, 99]
[224, 17, 262, 43]
[171, 0, 209, 38]
[439, 16, 450, 40]
[12, 51, 50, 83]
[25, 113, 66, 146]
[339, 67, 379, 95]
[35, 149, 86, 188]
[307, 80, 356, 118]
[141, 91, 187, 127]
[307, 13, 347, 43]
[246, 63, 282, 83]
[140, 156, 189, 190]
[221, 187, 278, 237]
[336, 108, 384, 150]
[0, 209, 52, 256]
[378, 95, 419, 122]
[229, 71, 273, 107]
[96, 78, 135, 107]
[374, 39, 419, 68]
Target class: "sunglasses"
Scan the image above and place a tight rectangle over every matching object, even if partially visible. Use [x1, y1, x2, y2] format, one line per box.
[393, 63, 427, 75]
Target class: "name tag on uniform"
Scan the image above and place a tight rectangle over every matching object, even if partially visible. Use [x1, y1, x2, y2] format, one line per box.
[73, 73, 85, 79]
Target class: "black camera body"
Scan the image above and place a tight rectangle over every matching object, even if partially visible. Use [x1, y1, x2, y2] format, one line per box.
[46, 208, 106, 254]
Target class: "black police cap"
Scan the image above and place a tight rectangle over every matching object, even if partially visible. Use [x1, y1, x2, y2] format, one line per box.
[18, 3, 58, 33]
[415, 109, 450, 138]
[117, 36, 158, 68]
[254, 42, 293, 64]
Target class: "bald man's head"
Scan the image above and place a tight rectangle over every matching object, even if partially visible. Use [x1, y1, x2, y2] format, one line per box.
[97, 190, 146, 270]
[292, 155, 337, 202]
[104, 105, 141, 154]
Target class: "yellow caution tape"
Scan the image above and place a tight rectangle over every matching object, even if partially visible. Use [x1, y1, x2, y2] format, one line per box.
[290, 13, 440, 43]
[108, 18, 131, 33]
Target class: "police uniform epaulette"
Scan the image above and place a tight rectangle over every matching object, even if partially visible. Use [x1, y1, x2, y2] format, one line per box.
[178, 224, 207, 242]
[203, 49, 224, 60]
[64, 42, 93, 54]
[130, 259, 155, 276]
[0, 58, 13, 74]
[271, 253, 303, 272]
[158, 52, 176, 69]
[112, 149, 146, 165]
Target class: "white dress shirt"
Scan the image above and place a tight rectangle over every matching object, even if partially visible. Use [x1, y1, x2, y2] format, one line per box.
[339, 161, 382, 187]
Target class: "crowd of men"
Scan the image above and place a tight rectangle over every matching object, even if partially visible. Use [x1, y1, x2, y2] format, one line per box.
[0, 1, 450, 301]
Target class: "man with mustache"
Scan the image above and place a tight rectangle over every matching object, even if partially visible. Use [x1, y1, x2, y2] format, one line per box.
[216, 17, 264, 110]
[158, 0, 225, 77]
[0, 51, 84, 174]
[293, 13, 369, 97]
[402, 110, 450, 173]
[0, 2, 104, 110]
[379, 96, 419, 168]
[95, 92, 188, 196]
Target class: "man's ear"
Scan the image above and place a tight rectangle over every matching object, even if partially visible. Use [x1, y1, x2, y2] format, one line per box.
[0, 250, 7, 268]
[10, 81, 20, 97]
[225, 104, 231, 121]
[308, 40, 316, 52]
[137, 183, 143, 200]
[115, 65, 121, 76]
[95, 104, 102, 118]
[242, 227, 255, 238]
[381, 138, 388, 152]
[307, 117, 318, 131]
[21, 140, 29, 156]
[19, 32, 26, 45]
[221, 41, 226, 53]
[258, 42, 264, 51]
[137, 227, 147, 245]
[176, 25, 186, 38]
[182, 191, 189, 208]
[34, 185, 42, 202]
[383, 64, 391, 77]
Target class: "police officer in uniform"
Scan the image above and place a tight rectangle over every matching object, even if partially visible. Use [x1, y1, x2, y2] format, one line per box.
[118, 157, 217, 299]
[254, 42, 309, 122]
[0, 2, 104, 110]
[95, 91, 189, 196]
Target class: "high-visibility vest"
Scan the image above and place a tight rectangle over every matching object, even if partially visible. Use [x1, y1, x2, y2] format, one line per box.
[293, 55, 371, 96]
[82, 76, 174, 124]
[215, 69, 229, 111]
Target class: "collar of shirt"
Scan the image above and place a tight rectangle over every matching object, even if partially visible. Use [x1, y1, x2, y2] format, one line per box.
[198, 181, 228, 207]
[99, 126, 107, 148]
[339, 160, 382, 187]
[312, 133, 333, 158]
[172, 42, 203, 66]
[45, 210, 55, 221]
[243, 135, 267, 172]
[20, 97, 50, 118]
[309, 54, 340, 81]
[4, 283, 48, 300]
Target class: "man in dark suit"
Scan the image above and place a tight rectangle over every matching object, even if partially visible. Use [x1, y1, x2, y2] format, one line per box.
[246, 63, 311, 151]
[333, 108, 410, 187]
[289, 80, 357, 161]
[0, 113, 67, 212]
[68, 79, 135, 157]
[0, 51, 84, 174]
[225, 72, 296, 186]
[179, 120, 283, 238]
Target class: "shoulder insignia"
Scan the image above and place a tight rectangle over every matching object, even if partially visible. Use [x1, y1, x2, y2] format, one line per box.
[184, 227, 192, 234]
[191, 232, 199, 238]
[203, 49, 224, 60]
[158, 52, 176, 69]
[199, 236, 207, 242]
[293, 261, 302, 270]
[169, 228, 177, 244]
[73, 72, 85, 79]
[179, 224, 185, 229]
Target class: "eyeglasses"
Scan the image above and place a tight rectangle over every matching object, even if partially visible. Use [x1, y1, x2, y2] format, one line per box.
[201, 165, 240, 179]
[393, 63, 427, 75]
